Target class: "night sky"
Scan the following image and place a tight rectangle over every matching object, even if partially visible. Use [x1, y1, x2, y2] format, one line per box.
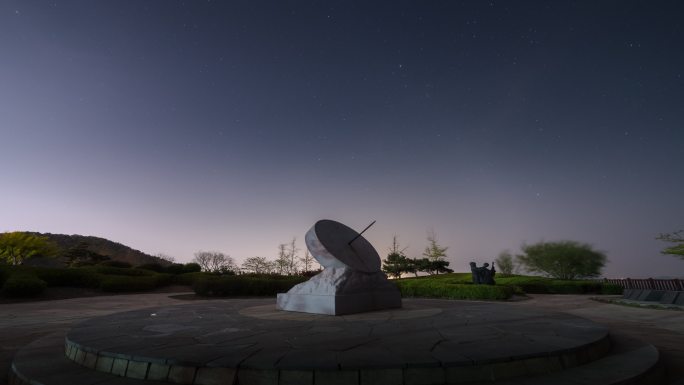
[1, 1, 683, 278]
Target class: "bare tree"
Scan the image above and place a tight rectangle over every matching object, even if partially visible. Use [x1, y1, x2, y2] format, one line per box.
[155, 253, 175, 264]
[193, 251, 236, 273]
[193, 251, 212, 271]
[299, 249, 317, 273]
[274, 238, 301, 275]
[264, 260, 277, 274]
[275, 244, 289, 275]
[242, 256, 271, 274]
[286, 237, 299, 274]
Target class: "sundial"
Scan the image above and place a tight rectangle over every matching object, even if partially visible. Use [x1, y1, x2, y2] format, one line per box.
[306, 219, 381, 273]
[277, 219, 402, 315]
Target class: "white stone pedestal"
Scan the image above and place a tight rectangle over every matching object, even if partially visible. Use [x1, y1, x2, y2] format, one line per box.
[276, 267, 401, 315]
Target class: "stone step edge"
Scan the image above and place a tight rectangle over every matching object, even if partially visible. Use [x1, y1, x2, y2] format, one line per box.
[499, 344, 663, 385]
[9, 332, 169, 385]
[11, 332, 658, 385]
[61, 333, 611, 385]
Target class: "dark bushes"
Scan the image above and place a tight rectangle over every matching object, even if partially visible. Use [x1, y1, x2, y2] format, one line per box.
[33, 267, 101, 288]
[136, 263, 164, 272]
[89, 266, 155, 276]
[1, 274, 47, 297]
[192, 275, 306, 297]
[138, 263, 202, 275]
[99, 274, 173, 292]
[172, 272, 207, 286]
[98, 261, 133, 268]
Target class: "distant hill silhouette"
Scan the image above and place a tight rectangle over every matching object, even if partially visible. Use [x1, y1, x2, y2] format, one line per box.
[24, 232, 168, 267]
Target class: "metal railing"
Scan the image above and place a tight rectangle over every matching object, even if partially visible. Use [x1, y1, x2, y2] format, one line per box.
[603, 278, 684, 291]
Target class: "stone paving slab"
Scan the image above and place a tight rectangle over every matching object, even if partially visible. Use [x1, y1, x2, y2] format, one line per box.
[60, 299, 610, 384]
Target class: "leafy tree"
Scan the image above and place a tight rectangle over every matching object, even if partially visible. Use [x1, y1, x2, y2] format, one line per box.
[0, 232, 58, 265]
[516, 241, 607, 280]
[495, 250, 515, 275]
[419, 231, 451, 275]
[423, 230, 448, 262]
[389, 235, 408, 255]
[62, 241, 109, 267]
[428, 259, 453, 274]
[382, 235, 414, 278]
[656, 230, 684, 259]
[383, 253, 414, 278]
[242, 256, 272, 274]
[413, 257, 452, 275]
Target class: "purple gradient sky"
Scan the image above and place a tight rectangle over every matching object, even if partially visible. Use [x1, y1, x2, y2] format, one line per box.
[1, 1, 683, 277]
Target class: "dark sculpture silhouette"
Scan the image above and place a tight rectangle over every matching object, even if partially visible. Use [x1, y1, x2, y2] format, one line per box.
[470, 262, 496, 285]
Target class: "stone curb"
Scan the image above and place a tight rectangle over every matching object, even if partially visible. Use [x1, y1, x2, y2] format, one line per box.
[62, 334, 611, 385]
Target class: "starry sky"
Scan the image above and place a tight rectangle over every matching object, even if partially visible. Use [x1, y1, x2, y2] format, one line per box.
[1, 1, 683, 278]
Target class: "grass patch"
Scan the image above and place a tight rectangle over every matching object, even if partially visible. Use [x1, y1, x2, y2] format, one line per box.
[495, 275, 621, 294]
[395, 278, 514, 300]
[394, 273, 621, 298]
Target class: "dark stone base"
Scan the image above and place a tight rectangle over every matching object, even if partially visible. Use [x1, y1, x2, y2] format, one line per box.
[276, 290, 402, 315]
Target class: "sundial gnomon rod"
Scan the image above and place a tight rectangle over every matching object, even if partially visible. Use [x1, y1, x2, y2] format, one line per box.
[348, 220, 376, 245]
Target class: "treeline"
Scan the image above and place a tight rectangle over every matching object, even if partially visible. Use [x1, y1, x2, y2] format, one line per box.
[381, 233, 453, 278]
[190, 238, 320, 276]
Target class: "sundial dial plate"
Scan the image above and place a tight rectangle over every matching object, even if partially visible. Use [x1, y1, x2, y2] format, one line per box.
[306, 219, 381, 273]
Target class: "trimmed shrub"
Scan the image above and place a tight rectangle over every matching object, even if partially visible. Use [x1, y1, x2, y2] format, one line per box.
[496, 275, 616, 294]
[192, 275, 307, 297]
[601, 284, 623, 295]
[173, 272, 209, 286]
[0, 264, 10, 287]
[395, 280, 514, 300]
[163, 263, 202, 275]
[89, 266, 155, 276]
[1, 274, 47, 297]
[99, 274, 172, 292]
[136, 263, 164, 272]
[34, 267, 101, 288]
[180, 263, 202, 274]
[98, 261, 133, 268]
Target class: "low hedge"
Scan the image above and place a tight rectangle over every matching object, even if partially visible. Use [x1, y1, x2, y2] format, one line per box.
[88, 266, 156, 277]
[1, 274, 47, 297]
[0, 265, 10, 287]
[495, 276, 619, 294]
[33, 267, 102, 288]
[192, 275, 307, 297]
[172, 272, 210, 286]
[601, 284, 623, 295]
[395, 279, 514, 300]
[98, 261, 133, 268]
[99, 274, 173, 292]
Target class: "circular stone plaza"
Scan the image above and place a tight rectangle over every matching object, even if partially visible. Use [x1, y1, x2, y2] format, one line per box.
[7, 296, 665, 385]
